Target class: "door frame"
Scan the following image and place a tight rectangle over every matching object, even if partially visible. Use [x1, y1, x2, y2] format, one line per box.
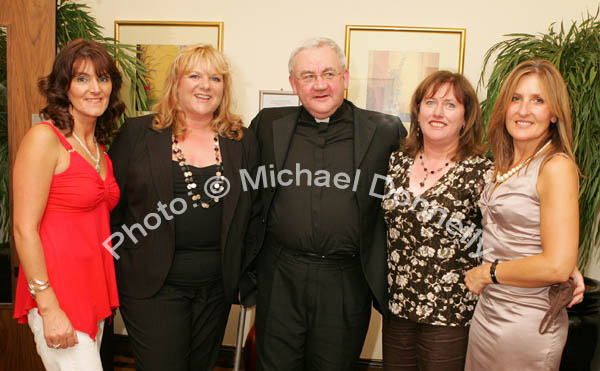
[0, 1, 54, 369]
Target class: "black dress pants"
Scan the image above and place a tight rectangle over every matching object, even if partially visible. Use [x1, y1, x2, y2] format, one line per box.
[255, 244, 372, 371]
[382, 316, 469, 371]
[118, 280, 230, 371]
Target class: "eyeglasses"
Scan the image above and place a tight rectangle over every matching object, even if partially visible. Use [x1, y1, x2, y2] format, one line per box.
[296, 71, 342, 84]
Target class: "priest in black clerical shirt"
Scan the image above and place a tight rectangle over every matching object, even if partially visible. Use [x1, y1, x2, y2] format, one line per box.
[241, 37, 406, 371]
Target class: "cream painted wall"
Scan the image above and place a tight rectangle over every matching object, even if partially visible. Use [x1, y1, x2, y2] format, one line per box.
[83, 0, 600, 360]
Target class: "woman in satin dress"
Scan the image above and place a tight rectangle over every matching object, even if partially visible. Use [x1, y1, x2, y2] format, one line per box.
[464, 59, 584, 370]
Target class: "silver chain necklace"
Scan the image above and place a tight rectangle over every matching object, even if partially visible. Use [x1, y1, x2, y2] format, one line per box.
[72, 131, 100, 172]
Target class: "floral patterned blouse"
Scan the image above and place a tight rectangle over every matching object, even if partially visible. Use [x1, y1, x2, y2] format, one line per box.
[382, 151, 492, 327]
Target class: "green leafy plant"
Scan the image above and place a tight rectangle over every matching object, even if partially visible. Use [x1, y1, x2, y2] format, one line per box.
[478, 9, 600, 270]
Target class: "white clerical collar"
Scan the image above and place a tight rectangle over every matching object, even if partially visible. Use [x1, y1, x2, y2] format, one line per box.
[315, 117, 330, 123]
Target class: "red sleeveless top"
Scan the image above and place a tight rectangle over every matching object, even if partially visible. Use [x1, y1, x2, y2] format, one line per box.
[14, 122, 120, 340]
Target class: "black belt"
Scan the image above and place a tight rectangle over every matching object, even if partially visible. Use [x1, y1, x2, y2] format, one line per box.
[300, 251, 358, 261]
[267, 243, 359, 262]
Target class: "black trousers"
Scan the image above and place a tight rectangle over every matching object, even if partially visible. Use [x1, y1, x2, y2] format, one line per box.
[382, 316, 469, 371]
[119, 280, 230, 371]
[255, 244, 372, 371]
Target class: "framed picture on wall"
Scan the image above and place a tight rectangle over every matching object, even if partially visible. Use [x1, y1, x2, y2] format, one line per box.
[344, 25, 466, 123]
[114, 20, 224, 112]
[259, 90, 300, 110]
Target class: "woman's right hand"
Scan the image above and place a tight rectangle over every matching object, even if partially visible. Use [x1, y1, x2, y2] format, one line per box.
[13, 124, 78, 350]
[38, 298, 79, 349]
[465, 263, 493, 295]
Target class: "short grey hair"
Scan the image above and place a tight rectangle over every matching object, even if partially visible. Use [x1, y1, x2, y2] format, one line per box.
[288, 37, 347, 76]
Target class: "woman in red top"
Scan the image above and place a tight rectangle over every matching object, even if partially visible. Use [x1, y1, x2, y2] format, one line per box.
[12, 39, 124, 370]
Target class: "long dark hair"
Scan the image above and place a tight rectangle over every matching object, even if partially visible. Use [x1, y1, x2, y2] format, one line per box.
[38, 38, 125, 144]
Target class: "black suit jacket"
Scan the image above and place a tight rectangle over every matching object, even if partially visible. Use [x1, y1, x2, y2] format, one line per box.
[241, 101, 405, 317]
[109, 114, 259, 304]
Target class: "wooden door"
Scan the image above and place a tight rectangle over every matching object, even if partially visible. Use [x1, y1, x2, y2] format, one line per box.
[0, 0, 54, 370]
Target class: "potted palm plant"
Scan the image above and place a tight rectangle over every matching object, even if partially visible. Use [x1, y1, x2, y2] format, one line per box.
[478, 9, 600, 370]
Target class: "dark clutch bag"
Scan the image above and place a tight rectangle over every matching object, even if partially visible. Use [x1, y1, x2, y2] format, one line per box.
[539, 277, 576, 334]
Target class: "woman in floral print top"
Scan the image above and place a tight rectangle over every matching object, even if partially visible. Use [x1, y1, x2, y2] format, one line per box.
[381, 71, 492, 371]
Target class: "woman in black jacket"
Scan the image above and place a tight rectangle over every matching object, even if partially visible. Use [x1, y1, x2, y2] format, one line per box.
[109, 44, 258, 371]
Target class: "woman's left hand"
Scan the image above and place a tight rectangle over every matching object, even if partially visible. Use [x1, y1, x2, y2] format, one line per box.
[567, 267, 585, 308]
[465, 263, 492, 295]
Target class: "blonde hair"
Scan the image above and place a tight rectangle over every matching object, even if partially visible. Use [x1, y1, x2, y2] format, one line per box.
[152, 44, 243, 140]
[487, 59, 578, 177]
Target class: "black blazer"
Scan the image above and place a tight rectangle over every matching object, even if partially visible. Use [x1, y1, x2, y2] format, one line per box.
[241, 101, 405, 317]
[109, 114, 259, 304]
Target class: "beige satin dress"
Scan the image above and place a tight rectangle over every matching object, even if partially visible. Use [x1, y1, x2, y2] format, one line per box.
[465, 155, 568, 371]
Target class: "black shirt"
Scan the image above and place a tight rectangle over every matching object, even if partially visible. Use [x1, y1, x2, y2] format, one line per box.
[267, 101, 360, 255]
[167, 162, 222, 286]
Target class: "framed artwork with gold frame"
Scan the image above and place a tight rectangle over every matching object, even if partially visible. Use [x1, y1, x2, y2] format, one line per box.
[114, 21, 223, 111]
[344, 25, 466, 122]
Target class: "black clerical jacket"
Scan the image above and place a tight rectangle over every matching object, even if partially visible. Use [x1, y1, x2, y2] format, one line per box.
[241, 101, 405, 317]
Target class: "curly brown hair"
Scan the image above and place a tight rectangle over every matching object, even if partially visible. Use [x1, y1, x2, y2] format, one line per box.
[404, 70, 485, 160]
[38, 38, 125, 145]
[152, 44, 244, 141]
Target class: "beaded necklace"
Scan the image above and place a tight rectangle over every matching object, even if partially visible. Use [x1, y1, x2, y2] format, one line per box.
[495, 140, 551, 183]
[418, 153, 450, 187]
[172, 133, 225, 208]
